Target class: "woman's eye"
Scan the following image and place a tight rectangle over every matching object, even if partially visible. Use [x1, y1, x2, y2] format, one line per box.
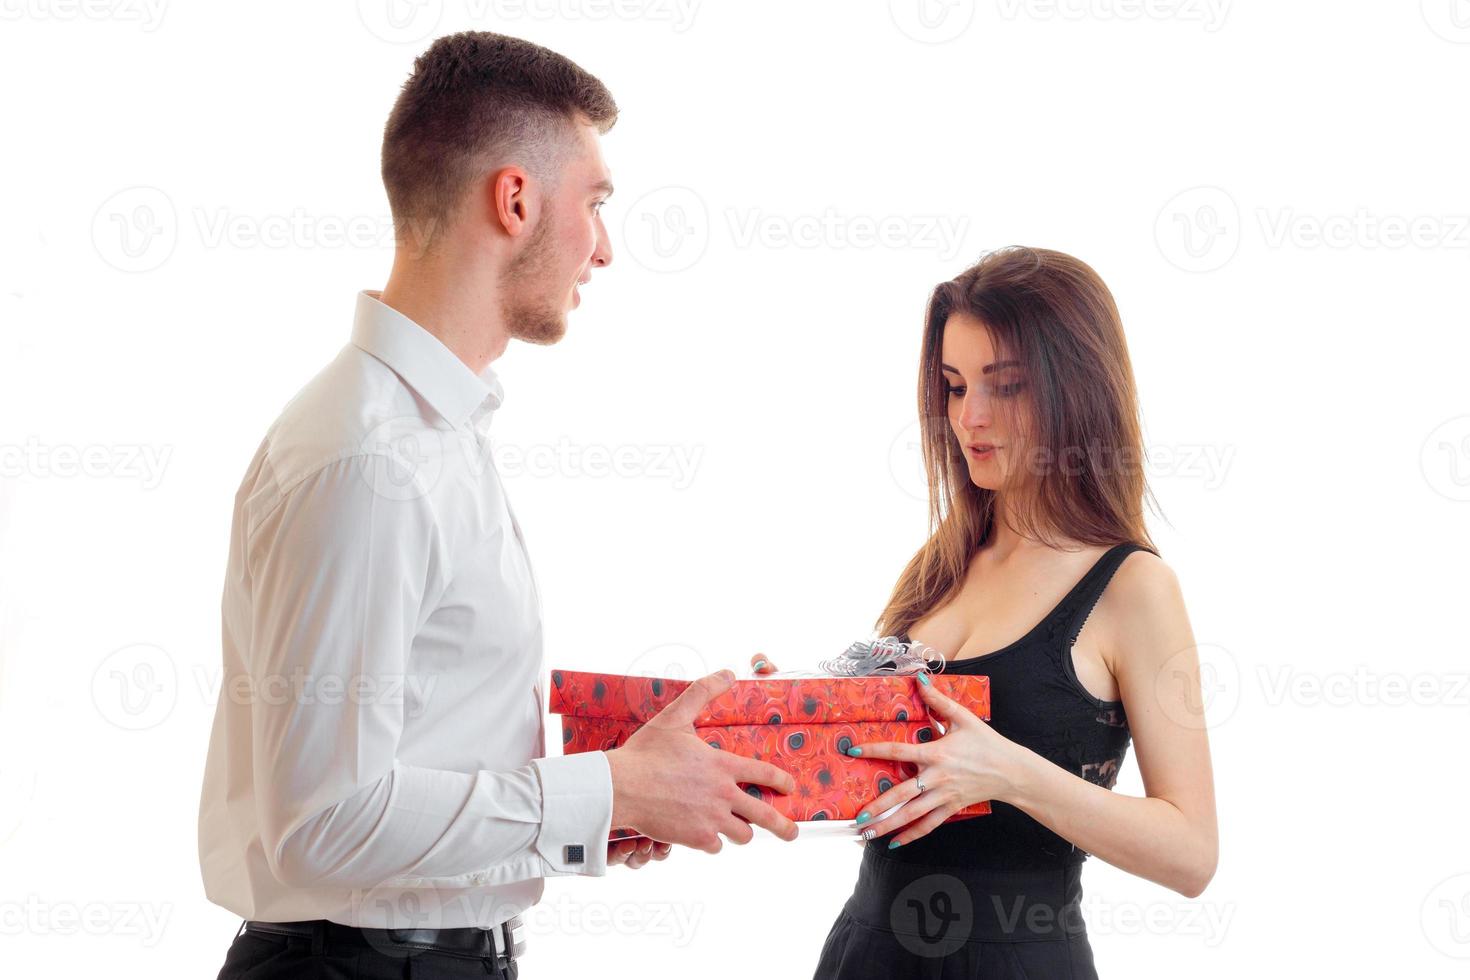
[991, 382, 1025, 398]
[946, 385, 966, 398]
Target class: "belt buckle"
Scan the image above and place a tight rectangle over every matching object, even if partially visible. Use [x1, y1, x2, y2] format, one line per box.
[495, 915, 526, 960]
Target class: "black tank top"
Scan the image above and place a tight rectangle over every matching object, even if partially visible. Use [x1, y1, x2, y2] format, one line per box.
[877, 541, 1154, 872]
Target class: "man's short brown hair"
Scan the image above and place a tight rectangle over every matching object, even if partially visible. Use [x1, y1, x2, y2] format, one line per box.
[381, 31, 618, 246]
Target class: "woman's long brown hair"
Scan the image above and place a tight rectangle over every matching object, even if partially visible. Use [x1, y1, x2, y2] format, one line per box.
[877, 246, 1158, 638]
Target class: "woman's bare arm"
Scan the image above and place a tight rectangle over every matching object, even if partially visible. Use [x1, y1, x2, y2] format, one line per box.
[844, 552, 1219, 898]
[1006, 553, 1219, 896]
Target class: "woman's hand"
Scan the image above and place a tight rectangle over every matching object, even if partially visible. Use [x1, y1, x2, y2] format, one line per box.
[749, 655, 1033, 847]
[608, 837, 673, 870]
[848, 675, 1031, 848]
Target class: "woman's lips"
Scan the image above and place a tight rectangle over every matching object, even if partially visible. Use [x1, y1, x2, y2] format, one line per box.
[966, 444, 998, 460]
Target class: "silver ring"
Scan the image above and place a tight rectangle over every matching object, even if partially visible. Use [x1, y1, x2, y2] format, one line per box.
[915, 776, 926, 794]
[861, 828, 875, 841]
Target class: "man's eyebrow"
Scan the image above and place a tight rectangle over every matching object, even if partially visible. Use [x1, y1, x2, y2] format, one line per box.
[591, 179, 614, 197]
[940, 360, 1020, 375]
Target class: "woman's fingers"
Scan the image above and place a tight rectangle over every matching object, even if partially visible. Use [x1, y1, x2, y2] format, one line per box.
[915, 676, 971, 727]
[885, 800, 961, 848]
[613, 837, 670, 869]
[608, 838, 639, 866]
[846, 740, 926, 764]
[851, 772, 927, 829]
[750, 652, 778, 675]
[855, 783, 947, 841]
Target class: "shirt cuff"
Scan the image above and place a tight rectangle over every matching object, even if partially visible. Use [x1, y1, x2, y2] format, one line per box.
[530, 751, 614, 877]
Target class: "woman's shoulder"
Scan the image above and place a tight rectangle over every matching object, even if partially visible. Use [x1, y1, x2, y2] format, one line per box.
[1106, 546, 1182, 610]
[1094, 547, 1190, 662]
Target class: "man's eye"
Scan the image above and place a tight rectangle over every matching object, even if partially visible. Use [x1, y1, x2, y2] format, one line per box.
[593, 201, 606, 214]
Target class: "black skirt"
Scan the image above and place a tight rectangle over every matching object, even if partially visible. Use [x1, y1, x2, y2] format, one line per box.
[812, 847, 1100, 979]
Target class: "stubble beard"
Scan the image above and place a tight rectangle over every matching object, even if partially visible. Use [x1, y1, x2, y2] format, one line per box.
[500, 213, 567, 346]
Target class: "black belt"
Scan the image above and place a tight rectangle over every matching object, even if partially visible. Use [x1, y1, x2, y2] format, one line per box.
[844, 847, 1088, 947]
[244, 914, 524, 968]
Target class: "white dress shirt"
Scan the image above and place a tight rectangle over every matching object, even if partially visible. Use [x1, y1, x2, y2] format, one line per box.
[198, 290, 613, 931]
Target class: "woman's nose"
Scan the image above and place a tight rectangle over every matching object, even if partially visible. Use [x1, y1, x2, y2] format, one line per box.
[960, 389, 991, 429]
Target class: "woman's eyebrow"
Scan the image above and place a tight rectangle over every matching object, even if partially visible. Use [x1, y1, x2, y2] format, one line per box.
[940, 360, 1020, 375]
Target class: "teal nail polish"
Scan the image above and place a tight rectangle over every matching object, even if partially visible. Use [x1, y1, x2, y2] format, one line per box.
[855, 812, 870, 825]
[753, 660, 767, 672]
[918, 673, 931, 686]
[846, 746, 863, 757]
[888, 839, 903, 849]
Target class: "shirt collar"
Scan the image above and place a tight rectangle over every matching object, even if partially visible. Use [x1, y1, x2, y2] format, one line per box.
[350, 290, 505, 429]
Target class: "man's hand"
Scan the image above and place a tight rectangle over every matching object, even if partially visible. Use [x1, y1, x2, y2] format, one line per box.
[604, 669, 800, 852]
[607, 837, 673, 870]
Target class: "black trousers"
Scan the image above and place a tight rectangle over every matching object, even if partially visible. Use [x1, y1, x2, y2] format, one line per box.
[215, 921, 519, 979]
[813, 847, 1100, 979]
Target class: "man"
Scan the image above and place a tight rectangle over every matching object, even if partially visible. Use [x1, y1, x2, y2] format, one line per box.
[199, 32, 798, 980]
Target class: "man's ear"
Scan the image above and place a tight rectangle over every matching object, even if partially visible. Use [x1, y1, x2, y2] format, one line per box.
[490, 166, 532, 237]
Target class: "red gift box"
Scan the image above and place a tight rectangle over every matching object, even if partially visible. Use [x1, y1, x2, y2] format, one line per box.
[548, 669, 991, 839]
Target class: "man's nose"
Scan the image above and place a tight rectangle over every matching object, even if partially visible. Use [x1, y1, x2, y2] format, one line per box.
[591, 223, 613, 268]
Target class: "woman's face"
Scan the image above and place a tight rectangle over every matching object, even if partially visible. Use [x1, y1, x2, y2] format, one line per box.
[940, 311, 1028, 491]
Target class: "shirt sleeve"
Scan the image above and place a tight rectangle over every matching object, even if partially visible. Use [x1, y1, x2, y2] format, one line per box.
[244, 453, 614, 891]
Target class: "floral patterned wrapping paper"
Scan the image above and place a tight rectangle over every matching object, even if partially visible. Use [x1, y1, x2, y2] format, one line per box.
[548, 669, 992, 839]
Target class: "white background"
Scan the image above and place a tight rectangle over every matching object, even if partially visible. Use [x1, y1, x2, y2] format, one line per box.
[3, 1, 1469, 976]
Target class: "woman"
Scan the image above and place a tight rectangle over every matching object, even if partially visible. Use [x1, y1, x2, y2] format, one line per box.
[758, 247, 1218, 978]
